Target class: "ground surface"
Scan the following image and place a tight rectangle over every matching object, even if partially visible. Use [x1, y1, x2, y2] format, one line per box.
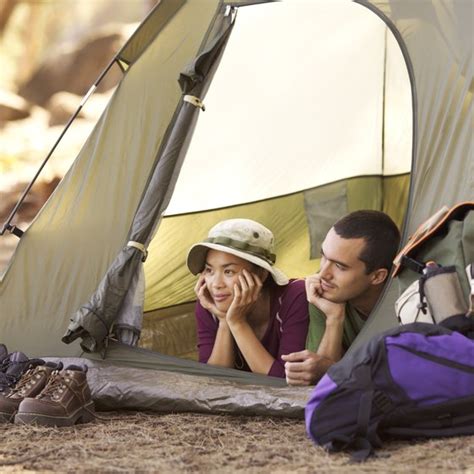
[0, 411, 473, 473]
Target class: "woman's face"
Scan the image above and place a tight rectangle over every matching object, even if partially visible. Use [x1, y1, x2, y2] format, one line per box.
[202, 249, 257, 312]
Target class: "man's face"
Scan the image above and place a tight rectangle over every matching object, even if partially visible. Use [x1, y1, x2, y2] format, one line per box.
[317, 228, 377, 304]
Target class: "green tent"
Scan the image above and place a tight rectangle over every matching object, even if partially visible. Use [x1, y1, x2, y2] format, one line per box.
[0, 0, 472, 416]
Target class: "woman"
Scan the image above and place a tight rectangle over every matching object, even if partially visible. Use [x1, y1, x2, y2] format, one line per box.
[186, 218, 308, 378]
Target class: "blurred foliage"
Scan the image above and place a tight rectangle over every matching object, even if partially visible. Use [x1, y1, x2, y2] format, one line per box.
[0, 154, 18, 173]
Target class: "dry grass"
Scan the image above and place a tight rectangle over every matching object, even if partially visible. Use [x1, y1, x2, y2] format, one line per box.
[0, 411, 473, 473]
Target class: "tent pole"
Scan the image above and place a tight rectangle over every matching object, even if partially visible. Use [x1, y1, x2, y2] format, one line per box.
[0, 58, 122, 238]
[380, 26, 388, 212]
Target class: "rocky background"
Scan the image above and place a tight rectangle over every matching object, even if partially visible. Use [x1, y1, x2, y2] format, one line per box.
[0, 0, 156, 272]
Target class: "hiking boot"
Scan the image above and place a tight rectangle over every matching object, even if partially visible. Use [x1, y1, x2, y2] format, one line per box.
[0, 361, 63, 423]
[0, 351, 30, 396]
[15, 365, 95, 427]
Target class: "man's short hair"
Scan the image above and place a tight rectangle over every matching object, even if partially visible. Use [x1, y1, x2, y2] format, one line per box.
[333, 210, 401, 273]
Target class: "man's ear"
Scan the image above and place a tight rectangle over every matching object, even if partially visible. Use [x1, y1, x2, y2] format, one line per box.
[370, 268, 389, 286]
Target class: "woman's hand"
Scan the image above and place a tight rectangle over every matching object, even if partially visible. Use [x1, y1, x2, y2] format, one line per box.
[194, 275, 226, 321]
[226, 269, 263, 326]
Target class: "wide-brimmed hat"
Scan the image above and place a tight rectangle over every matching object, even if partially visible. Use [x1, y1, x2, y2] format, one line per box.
[186, 219, 289, 286]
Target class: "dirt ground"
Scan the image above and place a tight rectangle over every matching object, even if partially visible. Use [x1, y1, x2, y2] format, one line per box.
[0, 411, 473, 473]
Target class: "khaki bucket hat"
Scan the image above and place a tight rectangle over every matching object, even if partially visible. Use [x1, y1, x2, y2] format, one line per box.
[186, 219, 289, 286]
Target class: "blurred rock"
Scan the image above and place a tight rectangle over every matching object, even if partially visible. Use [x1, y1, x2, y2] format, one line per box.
[46, 91, 86, 126]
[0, 89, 31, 122]
[0, 177, 61, 223]
[0, 103, 99, 192]
[45, 90, 113, 126]
[18, 23, 134, 106]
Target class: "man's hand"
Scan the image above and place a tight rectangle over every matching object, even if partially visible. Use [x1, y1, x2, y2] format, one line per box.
[194, 275, 226, 321]
[282, 350, 335, 386]
[305, 274, 345, 321]
[226, 269, 263, 326]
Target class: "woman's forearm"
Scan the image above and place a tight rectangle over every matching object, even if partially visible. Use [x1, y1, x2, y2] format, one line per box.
[207, 321, 235, 368]
[228, 320, 274, 375]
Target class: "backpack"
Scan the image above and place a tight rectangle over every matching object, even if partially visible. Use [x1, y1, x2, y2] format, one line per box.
[393, 202, 474, 325]
[393, 202, 474, 296]
[305, 320, 474, 461]
[395, 263, 470, 325]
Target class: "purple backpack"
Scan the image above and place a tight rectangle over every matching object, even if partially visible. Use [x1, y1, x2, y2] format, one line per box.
[305, 319, 474, 461]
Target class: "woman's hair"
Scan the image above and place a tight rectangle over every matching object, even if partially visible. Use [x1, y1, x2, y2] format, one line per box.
[252, 264, 272, 288]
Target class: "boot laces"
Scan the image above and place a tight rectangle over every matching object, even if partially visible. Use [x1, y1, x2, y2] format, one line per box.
[10, 366, 44, 396]
[39, 371, 71, 400]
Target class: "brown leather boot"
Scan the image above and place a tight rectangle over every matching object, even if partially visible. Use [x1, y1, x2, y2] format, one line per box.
[0, 361, 62, 423]
[15, 365, 95, 427]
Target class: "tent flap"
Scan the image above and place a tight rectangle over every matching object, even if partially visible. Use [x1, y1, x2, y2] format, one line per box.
[62, 249, 141, 352]
[62, 9, 235, 353]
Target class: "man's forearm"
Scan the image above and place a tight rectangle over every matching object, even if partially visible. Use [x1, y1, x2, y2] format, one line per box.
[317, 315, 344, 362]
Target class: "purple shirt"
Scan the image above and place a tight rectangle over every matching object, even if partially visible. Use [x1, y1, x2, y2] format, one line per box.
[195, 279, 309, 378]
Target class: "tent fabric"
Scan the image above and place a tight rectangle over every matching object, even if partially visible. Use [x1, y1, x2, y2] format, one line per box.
[164, 1, 411, 216]
[304, 181, 355, 259]
[360, 0, 473, 234]
[117, 0, 186, 66]
[45, 356, 309, 418]
[89, 340, 289, 387]
[0, 0, 221, 357]
[141, 303, 198, 359]
[349, 0, 473, 349]
[0, 0, 472, 417]
[113, 263, 146, 346]
[63, 4, 235, 353]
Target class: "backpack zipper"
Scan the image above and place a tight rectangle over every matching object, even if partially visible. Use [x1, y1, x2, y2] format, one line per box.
[389, 343, 474, 373]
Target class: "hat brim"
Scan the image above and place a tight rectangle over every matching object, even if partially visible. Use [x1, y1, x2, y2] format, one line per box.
[187, 243, 289, 286]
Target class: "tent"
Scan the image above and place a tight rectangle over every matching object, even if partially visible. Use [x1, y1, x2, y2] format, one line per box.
[0, 0, 472, 416]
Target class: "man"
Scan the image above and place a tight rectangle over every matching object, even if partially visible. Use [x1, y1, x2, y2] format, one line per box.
[282, 210, 400, 385]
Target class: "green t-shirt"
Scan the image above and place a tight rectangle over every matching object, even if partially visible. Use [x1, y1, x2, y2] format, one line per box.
[306, 303, 366, 352]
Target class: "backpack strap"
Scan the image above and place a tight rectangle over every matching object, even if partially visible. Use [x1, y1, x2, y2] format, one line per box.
[343, 389, 396, 462]
[356, 390, 374, 439]
[343, 365, 395, 462]
[441, 314, 474, 339]
[393, 202, 474, 277]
